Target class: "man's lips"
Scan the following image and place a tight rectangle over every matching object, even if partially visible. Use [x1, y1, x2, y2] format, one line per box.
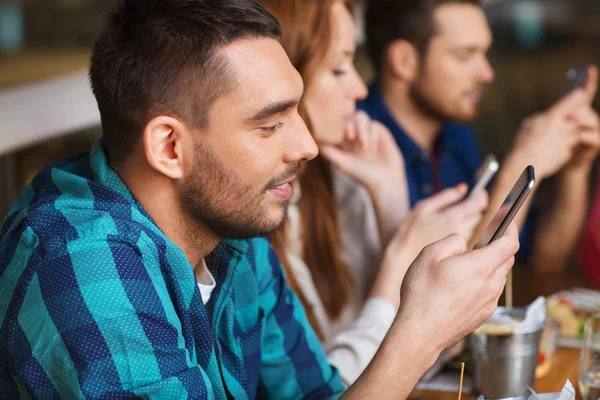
[266, 176, 296, 200]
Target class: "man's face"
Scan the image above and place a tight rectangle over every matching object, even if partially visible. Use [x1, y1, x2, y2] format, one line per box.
[180, 38, 317, 239]
[411, 3, 495, 122]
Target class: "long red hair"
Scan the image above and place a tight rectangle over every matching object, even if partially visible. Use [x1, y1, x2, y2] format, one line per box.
[259, 0, 355, 339]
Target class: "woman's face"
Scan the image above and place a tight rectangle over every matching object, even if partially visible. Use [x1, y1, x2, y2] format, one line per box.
[302, 1, 368, 145]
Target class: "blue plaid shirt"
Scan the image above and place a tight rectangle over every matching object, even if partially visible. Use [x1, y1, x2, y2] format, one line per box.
[0, 139, 343, 399]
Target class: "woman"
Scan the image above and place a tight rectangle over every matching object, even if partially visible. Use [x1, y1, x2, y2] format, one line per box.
[580, 166, 600, 282]
[256, 0, 488, 385]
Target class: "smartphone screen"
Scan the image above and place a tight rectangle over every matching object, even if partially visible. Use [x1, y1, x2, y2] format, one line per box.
[474, 166, 535, 249]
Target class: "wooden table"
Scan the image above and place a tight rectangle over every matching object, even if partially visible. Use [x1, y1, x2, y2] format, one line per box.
[411, 267, 595, 399]
[410, 348, 579, 399]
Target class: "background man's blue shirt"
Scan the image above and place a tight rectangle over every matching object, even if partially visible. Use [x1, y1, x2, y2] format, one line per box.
[358, 83, 534, 259]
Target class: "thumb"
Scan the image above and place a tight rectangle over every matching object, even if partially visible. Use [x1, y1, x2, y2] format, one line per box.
[417, 184, 468, 214]
[551, 88, 588, 117]
[585, 65, 599, 103]
[345, 119, 357, 141]
[424, 233, 469, 262]
[579, 129, 600, 147]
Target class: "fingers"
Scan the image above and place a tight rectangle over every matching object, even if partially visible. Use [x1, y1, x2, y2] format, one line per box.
[459, 228, 520, 276]
[355, 111, 372, 151]
[550, 88, 588, 116]
[346, 112, 399, 156]
[416, 184, 468, 214]
[560, 117, 583, 144]
[456, 213, 485, 239]
[579, 129, 600, 148]
[492, 255, 516, 287]
[549, 66, 597, 119]
[371, 120, 394, 151]
[422, 233, 469, 262]
[345, 119, 357, 141]
[320, 144, 353, 170]
[570, 106, 600, 131]
[585, 65, 599, 103]
[444, 189, 488, 220]
[502, 222, 519, 240]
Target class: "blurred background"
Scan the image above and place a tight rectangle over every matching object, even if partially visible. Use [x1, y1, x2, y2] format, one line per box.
[1, 0, 600, 221]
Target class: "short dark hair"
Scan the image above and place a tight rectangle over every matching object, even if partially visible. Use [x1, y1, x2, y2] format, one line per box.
[366, 0, 481, 75]
[89, 0, 281, 163]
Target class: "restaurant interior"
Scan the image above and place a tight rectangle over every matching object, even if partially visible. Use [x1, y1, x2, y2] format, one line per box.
[2, 0, 600, 398]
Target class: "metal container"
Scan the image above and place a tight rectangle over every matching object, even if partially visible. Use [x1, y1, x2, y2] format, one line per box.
[477, 388, 560, 400]
[468, 307, 547, 399]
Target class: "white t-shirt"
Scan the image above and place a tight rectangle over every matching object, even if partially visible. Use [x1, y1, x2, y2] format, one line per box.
[195, 259, 216, 305]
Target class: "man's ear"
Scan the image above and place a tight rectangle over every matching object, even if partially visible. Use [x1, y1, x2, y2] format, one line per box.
[142, 116, 188, 180]
[386, 39, 420, 83]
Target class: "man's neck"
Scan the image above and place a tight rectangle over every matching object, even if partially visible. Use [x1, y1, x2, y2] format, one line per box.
[379, 80, 442, 152]
[113, 160, 220, 269]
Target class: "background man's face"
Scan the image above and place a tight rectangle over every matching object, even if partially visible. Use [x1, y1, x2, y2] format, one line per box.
[180, 38, 318, 238]
[411, 3, 495, 122]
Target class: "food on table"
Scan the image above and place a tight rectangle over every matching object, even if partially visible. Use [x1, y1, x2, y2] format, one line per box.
[547, 294, 593, 338]
[535, 350, 550, 379]
[535, 320, 561, 379]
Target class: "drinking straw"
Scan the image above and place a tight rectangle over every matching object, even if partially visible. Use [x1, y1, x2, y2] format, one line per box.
[458, 362, 465, 400]
[506, 270, 513, 309]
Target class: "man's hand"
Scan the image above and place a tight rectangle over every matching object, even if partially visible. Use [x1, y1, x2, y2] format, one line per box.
[510, 65, 599, 180]
[566, 105, 600, 171]
[510, 91, 585, 180]
[343, 225, 519, 400]
[567, 65, 600, 172]
[397, 223, 519, 353]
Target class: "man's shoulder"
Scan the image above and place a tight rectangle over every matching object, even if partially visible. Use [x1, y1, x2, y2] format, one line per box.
[220, 237, 281, 292]
[223, 237, 278, 271]
[0, 154, 152, 272]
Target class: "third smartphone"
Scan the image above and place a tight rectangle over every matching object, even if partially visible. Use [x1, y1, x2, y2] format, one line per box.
[564, 66, 589, 95]
[469, 155, 499, 197]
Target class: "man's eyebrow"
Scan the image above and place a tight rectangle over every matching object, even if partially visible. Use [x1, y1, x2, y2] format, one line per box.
[248, 88, 306, 121]
[451, 41, 492, 53]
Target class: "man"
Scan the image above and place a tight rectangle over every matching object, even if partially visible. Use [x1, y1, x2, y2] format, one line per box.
[0, 0, 518, 398]
[362, 0, 600, 271]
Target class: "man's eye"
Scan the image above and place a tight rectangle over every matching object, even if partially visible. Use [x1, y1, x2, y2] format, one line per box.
[263, 122, 284, 132]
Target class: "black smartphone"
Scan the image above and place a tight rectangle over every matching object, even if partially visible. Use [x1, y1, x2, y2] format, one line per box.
[564, 66, 589, 95]
[474, 166, 535, 249]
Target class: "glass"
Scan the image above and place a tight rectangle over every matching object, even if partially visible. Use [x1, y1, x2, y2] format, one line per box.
[579, 313, 600, 399]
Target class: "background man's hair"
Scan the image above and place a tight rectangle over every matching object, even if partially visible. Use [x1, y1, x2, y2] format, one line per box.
[366, 0, 481, 75]
[89, 0, 281, 163]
